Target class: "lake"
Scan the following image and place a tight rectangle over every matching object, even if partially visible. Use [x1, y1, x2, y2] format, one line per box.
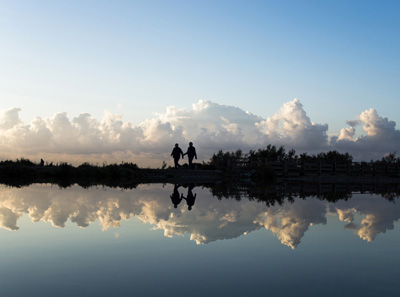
[1, 183, 399, 297]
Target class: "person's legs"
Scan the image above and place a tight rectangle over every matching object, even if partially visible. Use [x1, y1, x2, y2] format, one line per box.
[174, 158, 180, 168]
[188, 156, 194, 169]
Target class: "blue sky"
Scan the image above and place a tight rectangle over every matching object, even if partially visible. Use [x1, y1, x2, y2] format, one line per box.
[0, 0, 399, 164]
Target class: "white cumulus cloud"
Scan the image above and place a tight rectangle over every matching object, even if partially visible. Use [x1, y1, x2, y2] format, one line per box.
[1, 98, 399, 165]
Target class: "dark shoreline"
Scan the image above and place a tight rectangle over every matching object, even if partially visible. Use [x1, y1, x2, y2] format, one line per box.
[2, 146, 400, 188]
[1, 158, 399, 192]
[2, 164, 400, 185]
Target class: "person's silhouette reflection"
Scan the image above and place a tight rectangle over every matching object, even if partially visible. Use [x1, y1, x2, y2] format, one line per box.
[182, 184, 197, 211]
[170, 184, 183, 208]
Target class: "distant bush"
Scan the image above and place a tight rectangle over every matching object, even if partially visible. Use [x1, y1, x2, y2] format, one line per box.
[0, 159, 144, 188]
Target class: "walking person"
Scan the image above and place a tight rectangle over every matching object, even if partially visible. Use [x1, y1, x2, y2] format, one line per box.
[183, 142, 197, 169]
[171, 143, 184, 168]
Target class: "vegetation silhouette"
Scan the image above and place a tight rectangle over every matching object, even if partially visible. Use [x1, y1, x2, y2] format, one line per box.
[208, 145, 400, 182]
[0, 157, 399, 206]
[1, 144, 400, 189]
[204, 180, 400, 207]
[0, 159, 144, 188]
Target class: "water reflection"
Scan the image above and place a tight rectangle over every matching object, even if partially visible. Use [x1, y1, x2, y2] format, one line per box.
[0, 183, 399, 248]
[169, 183, 197, 210]
[182, 183, 197, 211]
[170, 184, 183, 208]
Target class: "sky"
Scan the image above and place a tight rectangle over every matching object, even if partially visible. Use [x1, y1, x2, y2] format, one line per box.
[0, 0, 399, 166]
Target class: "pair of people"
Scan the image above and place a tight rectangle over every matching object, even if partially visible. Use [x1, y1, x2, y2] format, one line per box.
[170, 184, 197, 211]
[171, 142, 197, 169]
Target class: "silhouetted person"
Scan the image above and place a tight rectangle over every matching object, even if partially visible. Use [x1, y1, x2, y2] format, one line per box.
[170, 184, 183, 208]
[183, 142, 197, 169]
[182, 184, 197, 211]
[40, 159, 44, 166]
[171, 143, 184, 168]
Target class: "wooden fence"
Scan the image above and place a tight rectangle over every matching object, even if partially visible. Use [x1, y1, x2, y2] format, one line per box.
[268, 161, 399, 177]
[217, 158, 400, 177]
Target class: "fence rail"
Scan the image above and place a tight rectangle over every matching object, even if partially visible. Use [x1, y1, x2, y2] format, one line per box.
[216, 158, 400, 177]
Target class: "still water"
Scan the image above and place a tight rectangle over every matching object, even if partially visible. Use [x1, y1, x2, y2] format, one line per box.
[1, 183, 399, 297]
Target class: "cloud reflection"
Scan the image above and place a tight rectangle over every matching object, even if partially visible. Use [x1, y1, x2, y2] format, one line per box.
[0, 185, 399, 248]
[255, 198, 328, 249]
[332, 194, 400, 242]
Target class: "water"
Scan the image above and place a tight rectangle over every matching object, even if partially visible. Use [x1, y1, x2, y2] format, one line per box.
[1, 183, 399, 297]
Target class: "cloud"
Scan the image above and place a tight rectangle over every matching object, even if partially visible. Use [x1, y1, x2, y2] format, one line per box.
[0, 108, 22, 130]
[256, 98, 329, 151]
[334, 108, 400, 160]
[0, 98, 400, 165]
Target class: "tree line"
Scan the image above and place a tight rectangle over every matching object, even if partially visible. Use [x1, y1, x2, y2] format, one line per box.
[0, 145, 399, 187]
[209, 144, 400, 166]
